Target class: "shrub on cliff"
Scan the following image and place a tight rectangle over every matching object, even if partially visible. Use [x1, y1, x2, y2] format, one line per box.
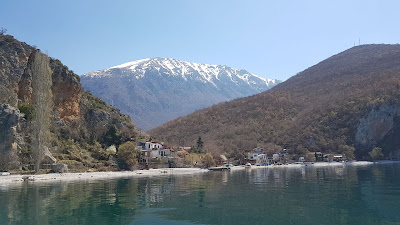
[102, 124, 123, 147]
[18, 103, 35, 121]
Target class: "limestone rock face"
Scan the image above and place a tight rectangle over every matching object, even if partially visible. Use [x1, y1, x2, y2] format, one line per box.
[0, 35, 34, 107]
[355, 104, 400, 156]
[0, 34, 140, 170]
[0, 34, 83, 122]
[51, 61, 83, 121]
[0, 104, 21, 170]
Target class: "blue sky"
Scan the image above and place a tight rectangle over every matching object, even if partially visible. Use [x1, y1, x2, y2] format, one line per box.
[1, 0, 399, 81]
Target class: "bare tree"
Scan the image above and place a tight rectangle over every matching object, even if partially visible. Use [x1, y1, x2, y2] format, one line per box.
[0, 28, 7, 35]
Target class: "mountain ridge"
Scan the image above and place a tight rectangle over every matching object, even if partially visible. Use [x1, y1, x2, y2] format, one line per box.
[81, 57, 280, 130]
[87, 57, 277, 87]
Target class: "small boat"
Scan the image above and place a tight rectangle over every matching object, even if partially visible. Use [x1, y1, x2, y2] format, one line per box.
[245, 163, 252, 168]
[209, 167, 231, 171]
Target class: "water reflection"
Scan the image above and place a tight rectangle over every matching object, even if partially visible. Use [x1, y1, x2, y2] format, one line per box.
[0, 164, 399, 225]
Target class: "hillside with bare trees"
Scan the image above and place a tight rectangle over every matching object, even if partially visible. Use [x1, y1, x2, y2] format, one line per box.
[150, 44, 400, 160]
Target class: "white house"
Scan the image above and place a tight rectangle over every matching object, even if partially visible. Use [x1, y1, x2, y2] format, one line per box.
[158, 149, 173, 158]
[333, 154, 344, 162]
[151, 142, 163, 149]
[248, 152, 260, 160]
[146, 148, 173, 159]
[248, 147, 265, 160]
[138, 141, 163, 150]
[256, 154, 268, 165]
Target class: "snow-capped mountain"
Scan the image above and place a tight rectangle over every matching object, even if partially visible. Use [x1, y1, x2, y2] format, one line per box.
[81, 58, 280, 131]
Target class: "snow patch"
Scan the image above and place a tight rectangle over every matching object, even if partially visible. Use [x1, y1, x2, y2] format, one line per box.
[110, 58, 151, 69]
[82, 57, 279, 88]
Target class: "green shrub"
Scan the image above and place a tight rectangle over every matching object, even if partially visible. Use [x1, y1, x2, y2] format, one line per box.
[155, 158, 163, 163]
[83, 141, 109, 160]
[86, 91, 108, 110]
[369, 147, 384, 160]
[203, 153, 216, 168]
[339, 145, 355, 160]
[102, 125, 123, 147]
[18, 103, 35, 121]
[117, 141, 140, 170]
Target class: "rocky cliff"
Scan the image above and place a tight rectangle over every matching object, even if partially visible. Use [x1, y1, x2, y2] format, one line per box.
[0, 104, 21, 171]
[355, 104, 400, 158]
[0, 34, 141, 171]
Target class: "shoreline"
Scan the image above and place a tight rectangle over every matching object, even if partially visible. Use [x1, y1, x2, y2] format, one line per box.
[1, 161, 398, 188]
[224, 160, 400, 171]
[228, 160, 376, 171]
[0, 168, 208, 188]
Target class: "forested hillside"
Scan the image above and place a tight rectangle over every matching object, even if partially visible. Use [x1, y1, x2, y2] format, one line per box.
[150, 44, 400, 159]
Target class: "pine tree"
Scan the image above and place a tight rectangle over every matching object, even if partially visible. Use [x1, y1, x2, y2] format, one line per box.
[196, 136, 204, 151]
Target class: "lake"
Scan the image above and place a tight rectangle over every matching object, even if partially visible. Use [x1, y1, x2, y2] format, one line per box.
[1, 163, 400, 225]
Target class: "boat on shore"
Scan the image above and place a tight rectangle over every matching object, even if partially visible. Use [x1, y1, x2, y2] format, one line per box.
[209, 167, 231, 171]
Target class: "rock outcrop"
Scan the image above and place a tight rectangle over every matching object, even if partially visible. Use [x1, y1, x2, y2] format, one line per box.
[52, 163, 68, 173]
[51, 60, 83, 121]
[355, 104, 400, 150]
[0, 104, 21, 170]
[355, 103, 400, 159]
[0, 34, 141, 171]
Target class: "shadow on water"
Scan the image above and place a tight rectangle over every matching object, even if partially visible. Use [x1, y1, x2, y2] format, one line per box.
[1, 164, 400, 225]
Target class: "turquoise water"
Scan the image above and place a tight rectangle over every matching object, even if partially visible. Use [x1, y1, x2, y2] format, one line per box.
[1, 163, 400, 225]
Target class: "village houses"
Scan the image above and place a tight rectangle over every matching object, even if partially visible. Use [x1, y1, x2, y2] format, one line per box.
[138, 141, 174, 162]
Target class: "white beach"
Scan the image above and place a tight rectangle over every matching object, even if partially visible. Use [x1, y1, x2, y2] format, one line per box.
[0, 168, 208, 188]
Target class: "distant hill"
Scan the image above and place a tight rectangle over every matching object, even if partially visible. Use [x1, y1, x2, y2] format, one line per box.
[150, 44, 400, 159]
[81, 58, 280, 130]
